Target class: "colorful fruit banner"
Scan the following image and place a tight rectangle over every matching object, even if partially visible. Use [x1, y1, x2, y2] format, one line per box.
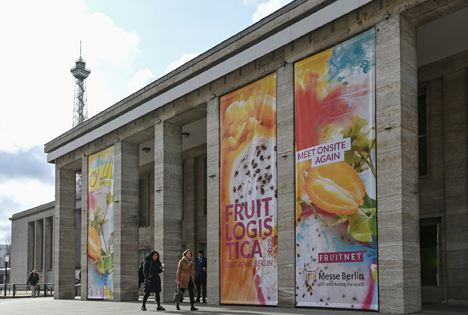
[295, 29, 378, 310]
[220, 73, 278, 305]
[88, 146, 115, 300]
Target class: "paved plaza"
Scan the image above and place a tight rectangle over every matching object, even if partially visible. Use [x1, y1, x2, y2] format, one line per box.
[0, 297, 467, 315]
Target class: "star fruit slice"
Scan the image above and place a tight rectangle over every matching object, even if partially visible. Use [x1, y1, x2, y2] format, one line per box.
[305, 161, 365, 215]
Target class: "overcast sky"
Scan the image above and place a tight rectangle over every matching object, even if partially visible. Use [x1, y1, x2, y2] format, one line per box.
[0, 0, 292, 242]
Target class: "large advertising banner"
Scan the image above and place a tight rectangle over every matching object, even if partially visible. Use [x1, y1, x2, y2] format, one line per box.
[87, 146, 115, 300]
[294, 29, 378, 310]
[220, 73, 278, 305]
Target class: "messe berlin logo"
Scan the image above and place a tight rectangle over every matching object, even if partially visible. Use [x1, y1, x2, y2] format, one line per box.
[305, 270, 316, 280]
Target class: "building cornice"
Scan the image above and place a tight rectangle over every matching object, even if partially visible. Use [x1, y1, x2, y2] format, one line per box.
[9, 194, 82, 220]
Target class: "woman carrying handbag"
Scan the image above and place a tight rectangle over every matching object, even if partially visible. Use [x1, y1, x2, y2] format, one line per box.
[175, 249, 198, 311]
[142, 251, 165, 311]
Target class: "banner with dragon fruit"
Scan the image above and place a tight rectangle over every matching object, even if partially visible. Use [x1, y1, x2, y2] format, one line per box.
[220, 73, 277, 305]
[88, 146, 115, 300]
[295, 29, 378, 310]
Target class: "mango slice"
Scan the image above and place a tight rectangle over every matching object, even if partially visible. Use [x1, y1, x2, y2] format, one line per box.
[88, 226, 102, 261]
[305, 161, 365, 215]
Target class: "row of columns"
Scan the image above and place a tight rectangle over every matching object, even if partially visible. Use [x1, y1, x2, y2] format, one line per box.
[54, 13, 420, 313]
[27, 217, 53, 283]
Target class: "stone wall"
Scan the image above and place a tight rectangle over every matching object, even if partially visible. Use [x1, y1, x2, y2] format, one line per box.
[419, 49, 468, 305]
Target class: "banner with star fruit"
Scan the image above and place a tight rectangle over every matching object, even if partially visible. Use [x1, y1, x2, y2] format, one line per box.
[295, 29, 378, 310]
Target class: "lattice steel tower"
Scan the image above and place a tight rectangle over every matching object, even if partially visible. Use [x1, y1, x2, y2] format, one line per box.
[71, 42, 90, 192]
[71, 42, 90, 127]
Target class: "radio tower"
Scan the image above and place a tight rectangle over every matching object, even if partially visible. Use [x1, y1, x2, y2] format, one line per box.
[71, 41, 90, 127]
[71, 41, 90, 192]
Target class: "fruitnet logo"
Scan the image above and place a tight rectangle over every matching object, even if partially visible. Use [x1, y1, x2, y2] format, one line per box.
[318, 251, 364, 263]
[305, 270, 316, 281]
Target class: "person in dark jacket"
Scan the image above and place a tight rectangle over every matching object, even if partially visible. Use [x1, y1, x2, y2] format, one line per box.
[194, 250, 207, 303]
[26, 270, 40, 298]
[142, 251, 165, 311]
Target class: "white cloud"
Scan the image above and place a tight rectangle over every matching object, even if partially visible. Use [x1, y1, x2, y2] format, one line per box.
[252, 0, 293, 23]
[0, 0, 142, 240]
[162, 53, 200, 76]
[0, 0, 140, 153]
[0, 181, 56, 240]
[129, 68, 157, 95]
[86, 69, 122, 118]
[81, 12, 140, 69]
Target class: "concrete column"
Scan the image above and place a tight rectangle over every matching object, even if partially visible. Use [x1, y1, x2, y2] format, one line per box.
[443, 70, 468, 303]
[43, 218, 51, 283]
[114, 141, 140, 301]
[154, 122, 183, 302]
[184, 158, 197, 251]
[44, 217, 52, 282]
[80, 155, 88, 299]
[28, 222, 34, 272]
[41, 219, 46, 278]
[206, 97, 220, 305]
[75, 208, 81, 274]
[195, 156, 207, 246]
[375, 14, 421, 313]
[54, 167, 76, 299]
[276, 63, 295, 307]
[34, 220, 43, 272]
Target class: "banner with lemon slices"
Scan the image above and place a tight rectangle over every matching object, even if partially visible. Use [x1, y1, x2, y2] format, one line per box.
[294, 29, 378, 310]
[220, 73, 278, 305]
[88, 146, 115, 300]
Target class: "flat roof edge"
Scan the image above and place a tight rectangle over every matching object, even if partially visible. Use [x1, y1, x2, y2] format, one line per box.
[10, 201, 56, 220]
[10, 194, 83, 220]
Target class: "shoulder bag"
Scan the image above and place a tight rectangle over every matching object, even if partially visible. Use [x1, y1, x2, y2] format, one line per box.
[173, 284, 183, 302]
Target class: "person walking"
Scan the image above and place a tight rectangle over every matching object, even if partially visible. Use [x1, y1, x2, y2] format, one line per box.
[194, 250, 207, 303]
[26, 270, 39, 298]
[142, 251, 165, 311]
[176, 249, 198, 311]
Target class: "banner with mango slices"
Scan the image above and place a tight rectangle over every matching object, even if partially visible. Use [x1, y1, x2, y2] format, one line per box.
[88, 146, 115, 300]
[220, 73, 278, 305]
[294, 29, 378, 310]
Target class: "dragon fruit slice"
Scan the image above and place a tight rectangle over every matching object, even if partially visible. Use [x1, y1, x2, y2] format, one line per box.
[230, 136, 276, 204]
[296, 212, 378, 309]
[88, 264, 105, 299]
[229, 135, 278, 305]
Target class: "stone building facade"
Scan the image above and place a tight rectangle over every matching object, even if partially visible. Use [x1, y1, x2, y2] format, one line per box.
[9, 0, 468, 313]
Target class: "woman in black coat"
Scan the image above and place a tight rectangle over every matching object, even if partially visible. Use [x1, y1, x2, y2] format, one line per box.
[141, 251, 165, 311]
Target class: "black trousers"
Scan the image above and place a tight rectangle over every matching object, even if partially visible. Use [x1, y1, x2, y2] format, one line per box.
[195, 277, 207, 299]
[179, 278, 195, 305]
[143, 291, 161, 306]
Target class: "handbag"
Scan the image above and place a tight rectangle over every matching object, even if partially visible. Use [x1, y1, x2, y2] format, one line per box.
[173, 285, 183, 303]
